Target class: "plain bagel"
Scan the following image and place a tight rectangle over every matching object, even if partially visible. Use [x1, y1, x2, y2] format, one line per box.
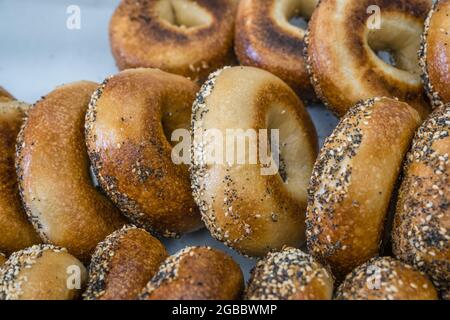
[245, 247, 333, 300]
[83, 225, 168, 300]
[392, 104, 450, 298]
[0, 87, 14, 102]
[0, 244, 87, 300]
[139, 246, 244, 300]
[335, 257, 438, 300]
[191, 66, 318, 257]
[0, 101, 41, 255]
[109, 0, 238, 82]
[85, 68, 203, 237]
[16, 82, 126, 262]
[305, 0, 432, 118]
[306, 97, 422, 279]
[420, 0, 450, 107]
[235, 0, 318, 100]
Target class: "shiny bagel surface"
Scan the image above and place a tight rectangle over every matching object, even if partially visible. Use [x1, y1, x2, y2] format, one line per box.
[0, 101, 40, 254]
[306, 0, 432, 117]
[392, 104, 450, 297]
[110, 0, 238, 82]
[85, 68, 202, 237]
[306, 97, 422, 279]
[235, 0, 318, 99]
[191, 66, 318, 257]
[16, 82, 125, 262]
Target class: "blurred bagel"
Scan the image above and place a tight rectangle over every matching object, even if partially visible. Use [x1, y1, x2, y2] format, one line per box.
[0, 87, 14, 102]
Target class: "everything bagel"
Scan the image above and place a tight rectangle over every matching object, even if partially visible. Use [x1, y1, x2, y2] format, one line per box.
[305, 0, 432, 118]
[16, 82, 125, 261]
[306, 97, 421, 279]
[420, 0, 450, 107]
[392, 104, 450, 298]
[85, 68, 203, 237]
[235, 0, 318, 99]
[0, 101, 40, 254]
[191, 66, 318, 257]
[110, 0, 238, 82]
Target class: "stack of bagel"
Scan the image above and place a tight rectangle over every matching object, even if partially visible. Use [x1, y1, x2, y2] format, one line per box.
[0, 0, 448, 300]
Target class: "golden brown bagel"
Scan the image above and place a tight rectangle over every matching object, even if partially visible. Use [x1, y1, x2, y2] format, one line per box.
[0, 101, 41, 254]
[245, 247, 333, 300]
[420, 0, 450, 107]
[392, 104, 450, 298]
[16, 82, 125, 262]
[110, 0, 238, 82]
[83, 225, 168, 300]
[139, 246, 244, 300]
[306, 97, 422, 279]
[0, 87, 14, 102]
[0, 244, 87, 300]
[235, 0, 318, 100]
[335, 257, 438, 300]
[0, 253, 5, 266]
[85, 69, 202, 237]
[191, 66, 318, 257]
[305, 0, 432, 118]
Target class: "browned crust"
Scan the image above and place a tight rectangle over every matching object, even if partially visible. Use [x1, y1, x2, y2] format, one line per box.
[335, 257, 438, 300]
[15, 82, 126, 262]
[419, 0, 450, 107]
[234, 0, 316, 100]
[191, 66, 318, 257]
[0, 252, 6, 266]
[244, 247, 333, 300]
[85, 69, 203, 238]
[392, 104, 450, 296]
[0, 87, 14, 102]
[305, 0, 432, 118]
[0, 101, 41, 255]
[83, 225, 168, 300]
[109, 0, 238, 82]
[306, 97, 422, 279]
[139, 246, 244, 300]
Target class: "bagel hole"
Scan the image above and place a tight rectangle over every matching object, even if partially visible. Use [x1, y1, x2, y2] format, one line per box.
[289, 16, 309, 30]
[156, 0, 212, 29]
[276, 0, 317, 31]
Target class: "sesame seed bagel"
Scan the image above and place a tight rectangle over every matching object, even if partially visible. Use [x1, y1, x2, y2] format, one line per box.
[306, 97, 422, 279]
[392, 104, 450, 297]
[16, 82, 126, 262]
[110, 0, 238, 83]
[245, 247, 333, 300]
[235, 0, 318, 100]
[0, 86, 14, 102]
[335, 256, 438, 300]
[0, 101, 41, 254]
[85, 69, 203, 237]
[83, 225, 168, 300]
[0, 244, 87, 300]
[420, 0, 450, 107]
[305, 0, 432, 118]
[191, 66, 318, 257]
[139, 246, 244, 300]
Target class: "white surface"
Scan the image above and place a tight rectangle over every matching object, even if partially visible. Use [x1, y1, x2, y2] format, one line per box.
[0, 0, 339, 280]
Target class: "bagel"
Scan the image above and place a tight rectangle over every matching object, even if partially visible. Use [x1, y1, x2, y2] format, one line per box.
[392, 104, 450, 297]
[139, 246, 244, 300]
[191, 66, 318, 257]
[244, 247, 333, 300]
[335, 257, 438, 300]
[109, 0, 238, 82]
[0, 253, 5, 266]
[0, 101, 41, 255]
[86, 68, 202, 237]
[0, 87, 14, 102]
[83, 225, 168, 300]
[16, 82, 126, 262]
[235, 0, 318, 100]
[420, 0, 450, 107]
[305, 0, 432, 118]
[306, 97, 422, 279]
[0, 244, 87, 300]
